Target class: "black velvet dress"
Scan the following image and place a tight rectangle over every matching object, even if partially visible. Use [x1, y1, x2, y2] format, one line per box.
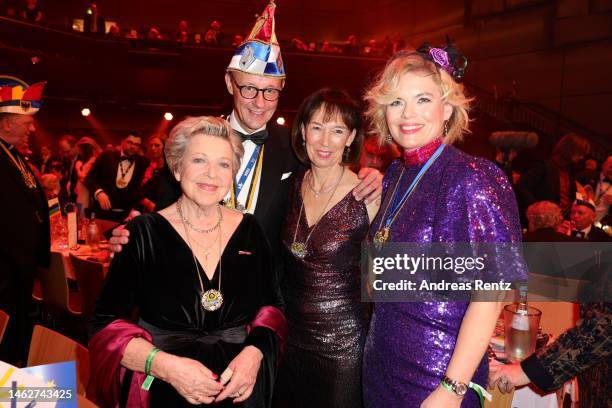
[273, 171, 370, 408]
[90, 212, 283, 407]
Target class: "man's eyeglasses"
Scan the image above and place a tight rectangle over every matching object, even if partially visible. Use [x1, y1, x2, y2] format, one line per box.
[231, 76, 282, 101]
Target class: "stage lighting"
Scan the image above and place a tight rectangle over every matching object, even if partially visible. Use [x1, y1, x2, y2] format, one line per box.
[81, 108, 91, 117]
[164, 112, 173, 121]
[276, 116, 286, 126]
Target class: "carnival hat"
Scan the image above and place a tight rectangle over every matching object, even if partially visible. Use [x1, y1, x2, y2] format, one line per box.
[574, 193, 596, 212]
[227, 1, 285, 78]
[0, 75, 46, 115]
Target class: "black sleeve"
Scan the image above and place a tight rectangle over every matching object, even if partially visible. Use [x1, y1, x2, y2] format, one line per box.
[84, 152, 109, 195]
[88, 218, 146, 338]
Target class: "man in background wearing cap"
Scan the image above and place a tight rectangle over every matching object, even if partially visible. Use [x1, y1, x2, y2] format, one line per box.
[0, 75, 49, 364]
[121, 1, 381, 257]
[560, 197, 612, 241]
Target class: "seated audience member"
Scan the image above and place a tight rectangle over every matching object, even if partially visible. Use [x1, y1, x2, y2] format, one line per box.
[523, 201, 581, 242]
[20, 0, 43, 23]
[176, 20, 189, 43]
[85, 132, 148, 221]
[558, 197, 612, 241]
[36, 144, 56, 174]
[204, 20, 222, 45]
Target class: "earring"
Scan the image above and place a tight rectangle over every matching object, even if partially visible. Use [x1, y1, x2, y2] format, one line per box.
[385, 134, 393, 143]
[302, 139, 306, 147]
[443, 121, 449, 136]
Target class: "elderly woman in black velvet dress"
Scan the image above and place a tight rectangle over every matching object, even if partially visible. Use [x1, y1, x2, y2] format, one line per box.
[88, 116, 286, 408]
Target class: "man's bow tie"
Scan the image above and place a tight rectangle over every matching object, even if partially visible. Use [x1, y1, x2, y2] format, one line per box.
[235, 129, 268, 145]
[572, 230, 585, 239]
[120, 156, 134, 163]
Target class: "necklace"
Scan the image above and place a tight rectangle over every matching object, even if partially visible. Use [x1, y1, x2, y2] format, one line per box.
[190, 228, 220, 260]
[308, 169, 338, 197]
[290, 166, 345, 258]
[0, 142, 37, 189]
[177, 197, 222, 233]
[373, 144, 445, 248]
[178, 204, 224, 312]
[117, 159, 135, 188]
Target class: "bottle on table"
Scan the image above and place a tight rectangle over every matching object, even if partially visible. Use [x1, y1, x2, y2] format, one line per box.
[86, 212, 101, 250]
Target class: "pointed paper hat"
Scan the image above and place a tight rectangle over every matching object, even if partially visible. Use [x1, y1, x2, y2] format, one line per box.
[0, 75, 46, 115]
[227, 1, 285, 78]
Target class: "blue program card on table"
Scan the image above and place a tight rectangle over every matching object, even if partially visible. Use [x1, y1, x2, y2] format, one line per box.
[22, 361, 77, 408]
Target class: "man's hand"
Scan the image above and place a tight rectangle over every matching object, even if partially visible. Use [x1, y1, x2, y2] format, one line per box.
[96, 191, 112, 210]
[354, 167, 383, 204]
[109, 225, 130, 253]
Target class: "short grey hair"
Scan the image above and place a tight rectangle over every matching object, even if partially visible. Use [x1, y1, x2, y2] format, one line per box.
[165, 116, 243, 177]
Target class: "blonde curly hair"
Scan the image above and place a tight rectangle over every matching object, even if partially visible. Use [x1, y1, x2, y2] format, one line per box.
[364, 51, 472, 146]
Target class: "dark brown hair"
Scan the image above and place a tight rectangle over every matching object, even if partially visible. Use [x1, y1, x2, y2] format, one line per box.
[291, 88, 363, 165]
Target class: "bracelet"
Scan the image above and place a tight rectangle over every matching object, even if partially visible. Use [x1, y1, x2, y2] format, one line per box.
[145, 347, 160, 376]
[141, 347, 160, 391]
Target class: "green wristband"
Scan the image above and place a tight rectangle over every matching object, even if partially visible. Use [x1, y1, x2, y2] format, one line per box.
[440, 380, 454, 394]
[145, 347, 160, 376]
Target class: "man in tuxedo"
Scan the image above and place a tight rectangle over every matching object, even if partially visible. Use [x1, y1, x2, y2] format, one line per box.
[58, 134, 78, 202]
[149, 2, 381, 254]
[0, 75, 48, 364]
[568, 198, 612, 242]
[85, 132, 148, 221]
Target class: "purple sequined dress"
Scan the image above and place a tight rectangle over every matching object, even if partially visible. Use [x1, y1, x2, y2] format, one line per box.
[274, 170, 370, 408]
[363, 145, 525, 407]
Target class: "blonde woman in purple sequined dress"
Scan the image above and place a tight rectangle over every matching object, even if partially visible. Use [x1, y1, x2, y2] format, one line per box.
[273, 88, 379, 408]
[362, 45, 527, 407]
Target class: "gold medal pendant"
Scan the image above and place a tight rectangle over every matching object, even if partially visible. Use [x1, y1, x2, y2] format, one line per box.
[23, 172, 37, 189]
[290, 242, 306, 259]
[201, 289, 223, 311]
[117, 179, 127, 188]
[373, 228, 389, 249]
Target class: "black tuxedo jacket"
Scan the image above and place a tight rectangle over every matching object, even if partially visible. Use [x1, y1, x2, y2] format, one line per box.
[520, 160, 577, 215]
[156, 122, 302, 252]
[0, 140, 50, 363]
[85, 150, 148, 215]
[585, 226, 612, 242]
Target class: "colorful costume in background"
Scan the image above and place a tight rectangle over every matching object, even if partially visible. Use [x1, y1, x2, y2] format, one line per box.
[363, 143, 526, 407]
[0, 76, 48, 364]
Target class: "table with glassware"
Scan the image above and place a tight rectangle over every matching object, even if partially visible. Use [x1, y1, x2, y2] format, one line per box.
[486, 304, 578, 408]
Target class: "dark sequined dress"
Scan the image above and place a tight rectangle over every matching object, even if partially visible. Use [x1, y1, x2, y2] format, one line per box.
[273, 170, 369, 408]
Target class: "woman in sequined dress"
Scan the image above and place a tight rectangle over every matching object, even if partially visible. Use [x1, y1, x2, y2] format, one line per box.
[362, 46, 527, 407]
[273, 88, 379, 408]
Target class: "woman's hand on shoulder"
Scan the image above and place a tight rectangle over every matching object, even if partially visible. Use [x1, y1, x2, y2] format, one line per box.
[214, 345, 263, 403]
[420, 385, 463, 408]
[155, 352, 223, 405]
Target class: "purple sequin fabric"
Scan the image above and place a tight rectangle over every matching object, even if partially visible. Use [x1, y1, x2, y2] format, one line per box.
[363, 145, 525, 407]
